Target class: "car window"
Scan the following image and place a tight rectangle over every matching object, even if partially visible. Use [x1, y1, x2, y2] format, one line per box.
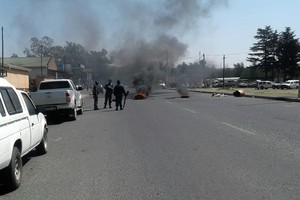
[21, 93, 36, 116]
[0, 87, 23, 115]
[0, 98, 6, 117]
[39, 81, 71, 90]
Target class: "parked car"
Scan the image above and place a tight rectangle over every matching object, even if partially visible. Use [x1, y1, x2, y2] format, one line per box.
[247, 81, 258, 88]
[270, 81, 280, 89]
[257, 81, 273, 89]
[238, 82, 248, 88]
[280, 80, 299, 89]
[0, 78, 48, 191]
[29, 79, 83, 120]
[256, 81, 280, 89]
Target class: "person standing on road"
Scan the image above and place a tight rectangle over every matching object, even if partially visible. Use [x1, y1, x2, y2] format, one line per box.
[113, 80, 126, 110]
[92, 81, 100, 110]
[104, 79, 113, 108]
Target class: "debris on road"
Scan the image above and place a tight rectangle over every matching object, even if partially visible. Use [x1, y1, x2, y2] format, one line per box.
[233, 90, 245, 97]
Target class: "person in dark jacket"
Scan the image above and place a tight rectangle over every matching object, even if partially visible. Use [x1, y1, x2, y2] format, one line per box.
[103, 79, 113, 108]
[92, 81, 100, 110]
[113, 80, 126, 110]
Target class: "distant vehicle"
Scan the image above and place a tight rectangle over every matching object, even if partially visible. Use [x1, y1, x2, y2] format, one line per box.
[238, 82, 248, 87]
[29, 79, 83, 120]
[156, 82, 166, 89]
[247, 81, 258, 88]
[269, 81, 280, 89]
[257, 81, 273, 89]
[280, 80, 299, 89]
[0, 78, 48, 191]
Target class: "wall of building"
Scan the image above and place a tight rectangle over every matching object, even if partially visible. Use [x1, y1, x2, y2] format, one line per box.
[5, 69, 29, 91]
[47, 58, 57, 71]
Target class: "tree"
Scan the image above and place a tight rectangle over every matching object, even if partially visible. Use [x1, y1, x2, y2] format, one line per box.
[247, 26, 278, 80]
[49, 45, 65, 64]
[232, 62, 244, 77]
[64, 42, 88, 65]
[24, 36, 54, 57]
[277, 27, 300, 81]
[11, 53, 19, 58]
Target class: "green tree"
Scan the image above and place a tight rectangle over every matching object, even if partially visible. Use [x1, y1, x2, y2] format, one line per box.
[23, 36, 54, 57]
[277, 27, 300, 81]
[232, 62, 244, 77]
[11, 53, 19, 58]
[49, 45, 66, 64]
[247, 26, 278, 80]
[64, 42, 88, 65]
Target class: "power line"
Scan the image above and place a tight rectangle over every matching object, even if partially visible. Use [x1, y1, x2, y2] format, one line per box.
[204, 51, 249, 57]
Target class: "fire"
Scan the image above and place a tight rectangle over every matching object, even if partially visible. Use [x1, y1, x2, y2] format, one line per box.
[134, 85, 150, 100]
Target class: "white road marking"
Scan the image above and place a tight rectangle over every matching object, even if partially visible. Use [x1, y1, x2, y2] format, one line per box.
[53, 137, 62, 142]
[221, 122, 255, 135]
[165, 101, 196, 113]
[181, 108, 197, 113]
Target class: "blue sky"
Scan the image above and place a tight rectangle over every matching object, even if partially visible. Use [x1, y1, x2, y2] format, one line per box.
[1, 0, 300, 68]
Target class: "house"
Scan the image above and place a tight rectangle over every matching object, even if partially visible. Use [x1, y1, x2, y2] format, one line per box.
[0, 63, 30, 91]
[4, 57, 60, 91]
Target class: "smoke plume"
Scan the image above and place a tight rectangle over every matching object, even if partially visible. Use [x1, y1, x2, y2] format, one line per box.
[109, 0, 228, 87]
[8, 0, 227, 87]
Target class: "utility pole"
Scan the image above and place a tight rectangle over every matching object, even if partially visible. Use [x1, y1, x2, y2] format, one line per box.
[298, 79, 300, 98]
[199, 51, 201, 64]
[223, 55, 225, 88]
[40, 43, 43, 77]
[1, 26, 4, 77]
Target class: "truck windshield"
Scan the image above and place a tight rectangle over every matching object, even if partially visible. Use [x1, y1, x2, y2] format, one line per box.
[39, 81, 71, 90]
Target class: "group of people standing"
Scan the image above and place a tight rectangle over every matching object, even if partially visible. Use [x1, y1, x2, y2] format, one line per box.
[92, 79, 127, 111]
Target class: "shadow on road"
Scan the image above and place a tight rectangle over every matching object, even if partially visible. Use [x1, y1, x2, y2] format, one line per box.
[0, 150, 41, 195]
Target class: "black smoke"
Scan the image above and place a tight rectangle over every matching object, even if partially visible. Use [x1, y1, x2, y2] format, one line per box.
[8, 0, 228, 87]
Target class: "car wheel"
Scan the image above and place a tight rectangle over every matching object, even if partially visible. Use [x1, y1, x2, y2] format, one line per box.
[36, 127, 48, 155]
[260, 86, 264, 90]
[4, 147, 22, 191]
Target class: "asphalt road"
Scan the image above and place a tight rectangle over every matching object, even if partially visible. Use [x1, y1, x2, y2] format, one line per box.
[1, 89, 300, 199]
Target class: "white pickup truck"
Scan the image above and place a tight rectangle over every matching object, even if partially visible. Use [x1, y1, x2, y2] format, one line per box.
[29, 79, 83, 120]
[0, 78, 48, 190]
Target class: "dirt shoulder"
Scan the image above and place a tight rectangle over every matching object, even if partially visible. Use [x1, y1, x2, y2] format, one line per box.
[191, 87, 300, 102]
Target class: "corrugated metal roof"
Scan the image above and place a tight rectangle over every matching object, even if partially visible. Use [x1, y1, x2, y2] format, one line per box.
[2, 63, 31, 71]
[4, 57, 52, 68]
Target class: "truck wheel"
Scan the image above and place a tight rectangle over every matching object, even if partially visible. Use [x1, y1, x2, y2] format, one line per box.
[36, 127, 48, 155]
[77, 108, 83, 115]
[77, 100, 83, 115]
[69, 108, 77, 120]
[4, 147, 22, 190]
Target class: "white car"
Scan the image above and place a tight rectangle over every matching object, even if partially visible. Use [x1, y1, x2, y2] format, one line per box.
[0, 78, 48, 190]
[257, 81, 273, 89]
[280, 80, 299, 89]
